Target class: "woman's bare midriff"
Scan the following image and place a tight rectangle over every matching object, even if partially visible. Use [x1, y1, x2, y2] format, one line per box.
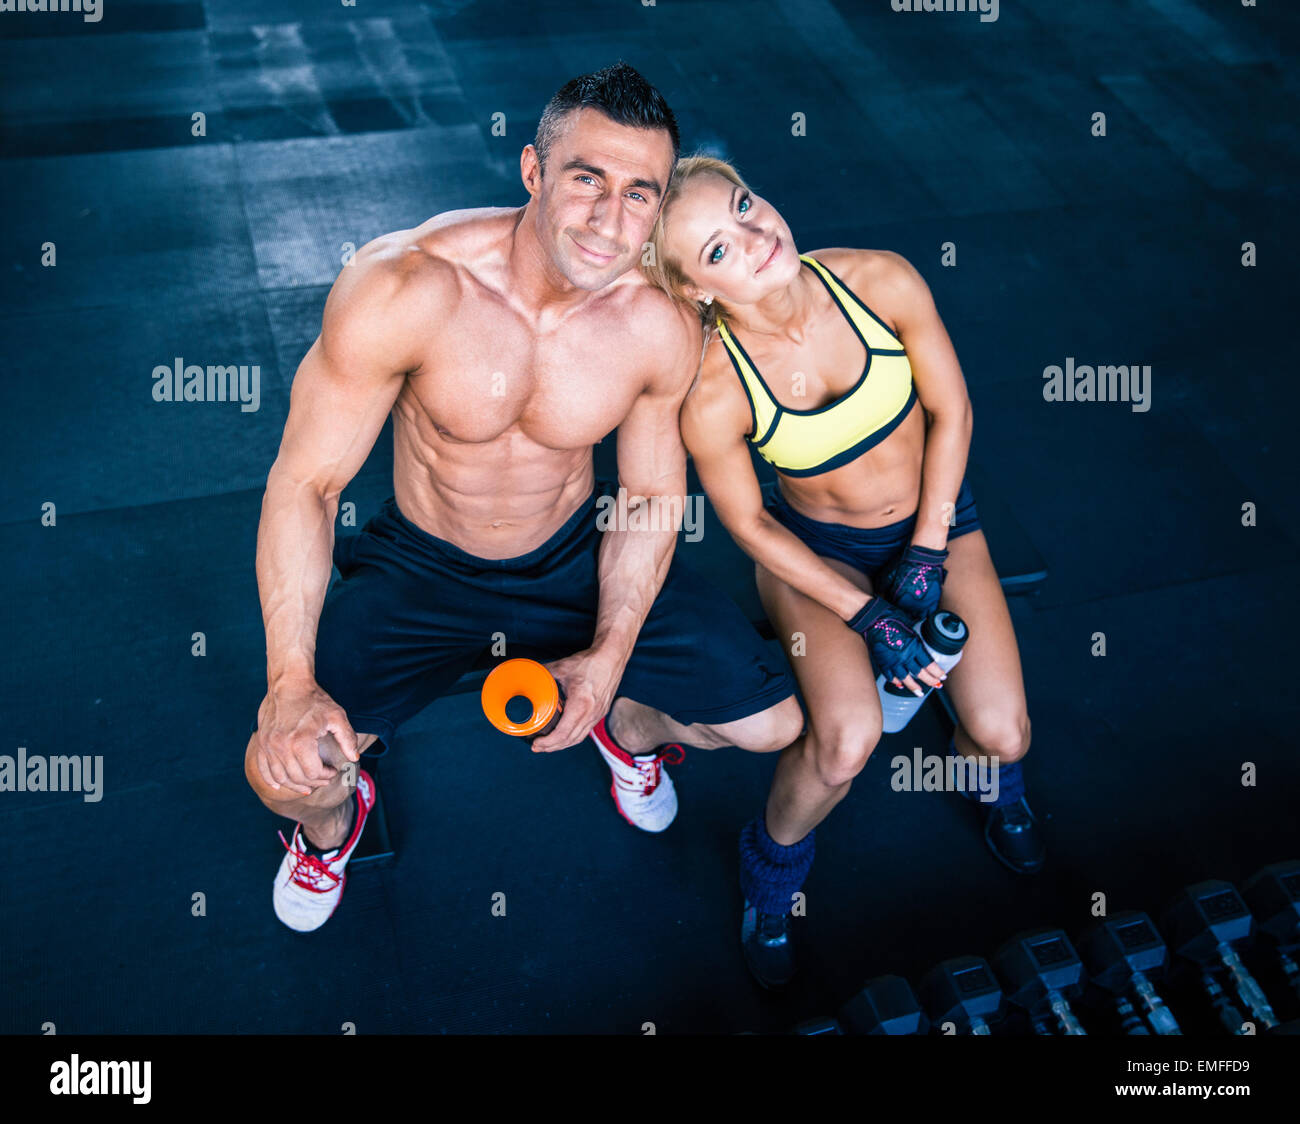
[775, 398, 928, 528]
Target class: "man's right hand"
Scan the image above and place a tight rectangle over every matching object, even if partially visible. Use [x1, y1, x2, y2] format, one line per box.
[254, 678, 360, 795]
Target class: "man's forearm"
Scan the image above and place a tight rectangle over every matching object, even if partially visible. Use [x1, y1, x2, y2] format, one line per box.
[256, 469, 339, 687]
[590, 488, 681, 672]
[911, 405, 972, 550]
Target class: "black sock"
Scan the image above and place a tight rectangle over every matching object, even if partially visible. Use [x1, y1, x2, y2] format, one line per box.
[302, 789, 359, 857]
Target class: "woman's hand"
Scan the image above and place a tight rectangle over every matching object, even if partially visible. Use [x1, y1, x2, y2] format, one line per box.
[877, 543, 949, 622]
[848, 596, 946, 696]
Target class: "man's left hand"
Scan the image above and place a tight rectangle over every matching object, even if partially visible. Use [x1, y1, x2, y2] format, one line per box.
[531, 647, 625, 753]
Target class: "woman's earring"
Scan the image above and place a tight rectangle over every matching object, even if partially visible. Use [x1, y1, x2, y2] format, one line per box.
[703, 295, 714, 306]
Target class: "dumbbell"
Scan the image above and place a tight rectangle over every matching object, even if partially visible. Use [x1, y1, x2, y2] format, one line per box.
[1162, 880, 1277, 1033]
[1242, 861, 1300, 1010]
[992, 928, 1087, 1034]
[1076, 911, 1181, 1035]
[1195, 970, 1248, 1036]
[840, 975, 929, 1035]
[918, 955, 1002, 1034]
[792, 1016, 843, 1035]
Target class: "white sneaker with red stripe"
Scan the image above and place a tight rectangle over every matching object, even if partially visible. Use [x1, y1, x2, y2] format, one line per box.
[590, 717, 685, 833]
[272, 768, 376, 933]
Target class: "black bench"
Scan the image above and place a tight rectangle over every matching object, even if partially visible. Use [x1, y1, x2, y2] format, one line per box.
[352, 463, 1046, 866]
[442, 460, 1044, 693]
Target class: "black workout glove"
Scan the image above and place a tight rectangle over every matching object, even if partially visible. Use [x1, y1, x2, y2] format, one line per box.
[848, 596, 934, 686]
[877, 543, 949, 622]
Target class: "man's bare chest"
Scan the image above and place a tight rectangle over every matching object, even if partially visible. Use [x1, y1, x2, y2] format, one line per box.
[401, 303, 648, 449]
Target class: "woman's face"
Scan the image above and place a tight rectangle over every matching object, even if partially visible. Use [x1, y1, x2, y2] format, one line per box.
[662, 173, 800, 309]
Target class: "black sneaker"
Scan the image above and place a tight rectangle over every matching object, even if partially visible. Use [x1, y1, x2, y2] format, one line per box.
[741, 901, 796, 989]
[984, 797, 1046, 874]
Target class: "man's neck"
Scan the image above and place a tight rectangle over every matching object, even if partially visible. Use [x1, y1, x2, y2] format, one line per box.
[504, 202, 600, 317]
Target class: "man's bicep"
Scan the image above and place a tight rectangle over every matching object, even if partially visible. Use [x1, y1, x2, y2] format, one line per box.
[614, 377, 689, 497]
[269, 255, 436, 498]
[615, 317, 700, 495]
[271, 338, 404, 498]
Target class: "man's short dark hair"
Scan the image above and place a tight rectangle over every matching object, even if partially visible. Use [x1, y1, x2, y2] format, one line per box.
[534, 62, 680, 176]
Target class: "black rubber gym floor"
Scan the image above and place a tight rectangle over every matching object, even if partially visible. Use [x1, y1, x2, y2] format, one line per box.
[2, 0, 1297, 1035]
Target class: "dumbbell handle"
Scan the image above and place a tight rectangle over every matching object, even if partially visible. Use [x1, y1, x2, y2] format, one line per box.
[1202, 971, 1248, 1034]
[1218, 943, 1277, 1029]
[1048, 993, 1086, 1035]
[1278, 950, 1300, 1000]
[1115, 995, 1150, 1035]
[1130, 973, 1182, 1035]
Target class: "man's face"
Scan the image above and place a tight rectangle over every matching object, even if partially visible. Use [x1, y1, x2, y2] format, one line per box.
[526, 108, 675, 291]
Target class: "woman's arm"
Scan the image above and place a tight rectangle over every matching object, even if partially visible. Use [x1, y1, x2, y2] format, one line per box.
[680, 370, 871, 623]
[682, 351, 946, 694]
[871, 252, 974, 551]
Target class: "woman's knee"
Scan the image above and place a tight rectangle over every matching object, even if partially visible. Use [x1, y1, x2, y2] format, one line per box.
[808, 719, 882, 788]
[964, 710, 1031, 763]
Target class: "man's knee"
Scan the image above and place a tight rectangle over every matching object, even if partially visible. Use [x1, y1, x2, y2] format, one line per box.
[965, 710, 1031, 763]
[244, 733, 297, 806]
[808, 718, 882, 789]
[725, 695, 804, 753]
[243, 729, 377, 806]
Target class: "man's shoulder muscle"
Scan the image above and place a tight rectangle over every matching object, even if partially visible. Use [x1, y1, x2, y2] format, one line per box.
[343, 206, 516, 294]
[320, 222, 477, 376]
[616, 280, 704, 396]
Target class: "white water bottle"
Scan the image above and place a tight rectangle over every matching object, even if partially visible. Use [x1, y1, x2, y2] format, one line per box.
[875, 609, 969, 734]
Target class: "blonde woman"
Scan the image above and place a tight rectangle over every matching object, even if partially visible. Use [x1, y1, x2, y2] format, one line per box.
[645, 156, 1044, 989]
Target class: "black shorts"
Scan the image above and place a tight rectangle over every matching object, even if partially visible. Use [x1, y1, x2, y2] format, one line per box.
[765, 476, 982, 579]
[296, 486, 794, 749]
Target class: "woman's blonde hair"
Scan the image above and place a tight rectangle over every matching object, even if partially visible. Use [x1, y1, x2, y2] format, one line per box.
[643, 154, 750, 334]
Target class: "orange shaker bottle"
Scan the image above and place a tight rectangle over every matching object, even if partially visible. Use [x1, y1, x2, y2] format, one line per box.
[481, 658, 565, 740]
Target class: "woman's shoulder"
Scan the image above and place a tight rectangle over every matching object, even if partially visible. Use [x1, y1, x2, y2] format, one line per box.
[805, 246, 917, 288]
[681, 329, 753, 441]
[805, 247, 932, 331]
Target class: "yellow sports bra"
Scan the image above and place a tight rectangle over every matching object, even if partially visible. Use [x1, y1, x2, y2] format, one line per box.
[716, 254, 917, 477]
